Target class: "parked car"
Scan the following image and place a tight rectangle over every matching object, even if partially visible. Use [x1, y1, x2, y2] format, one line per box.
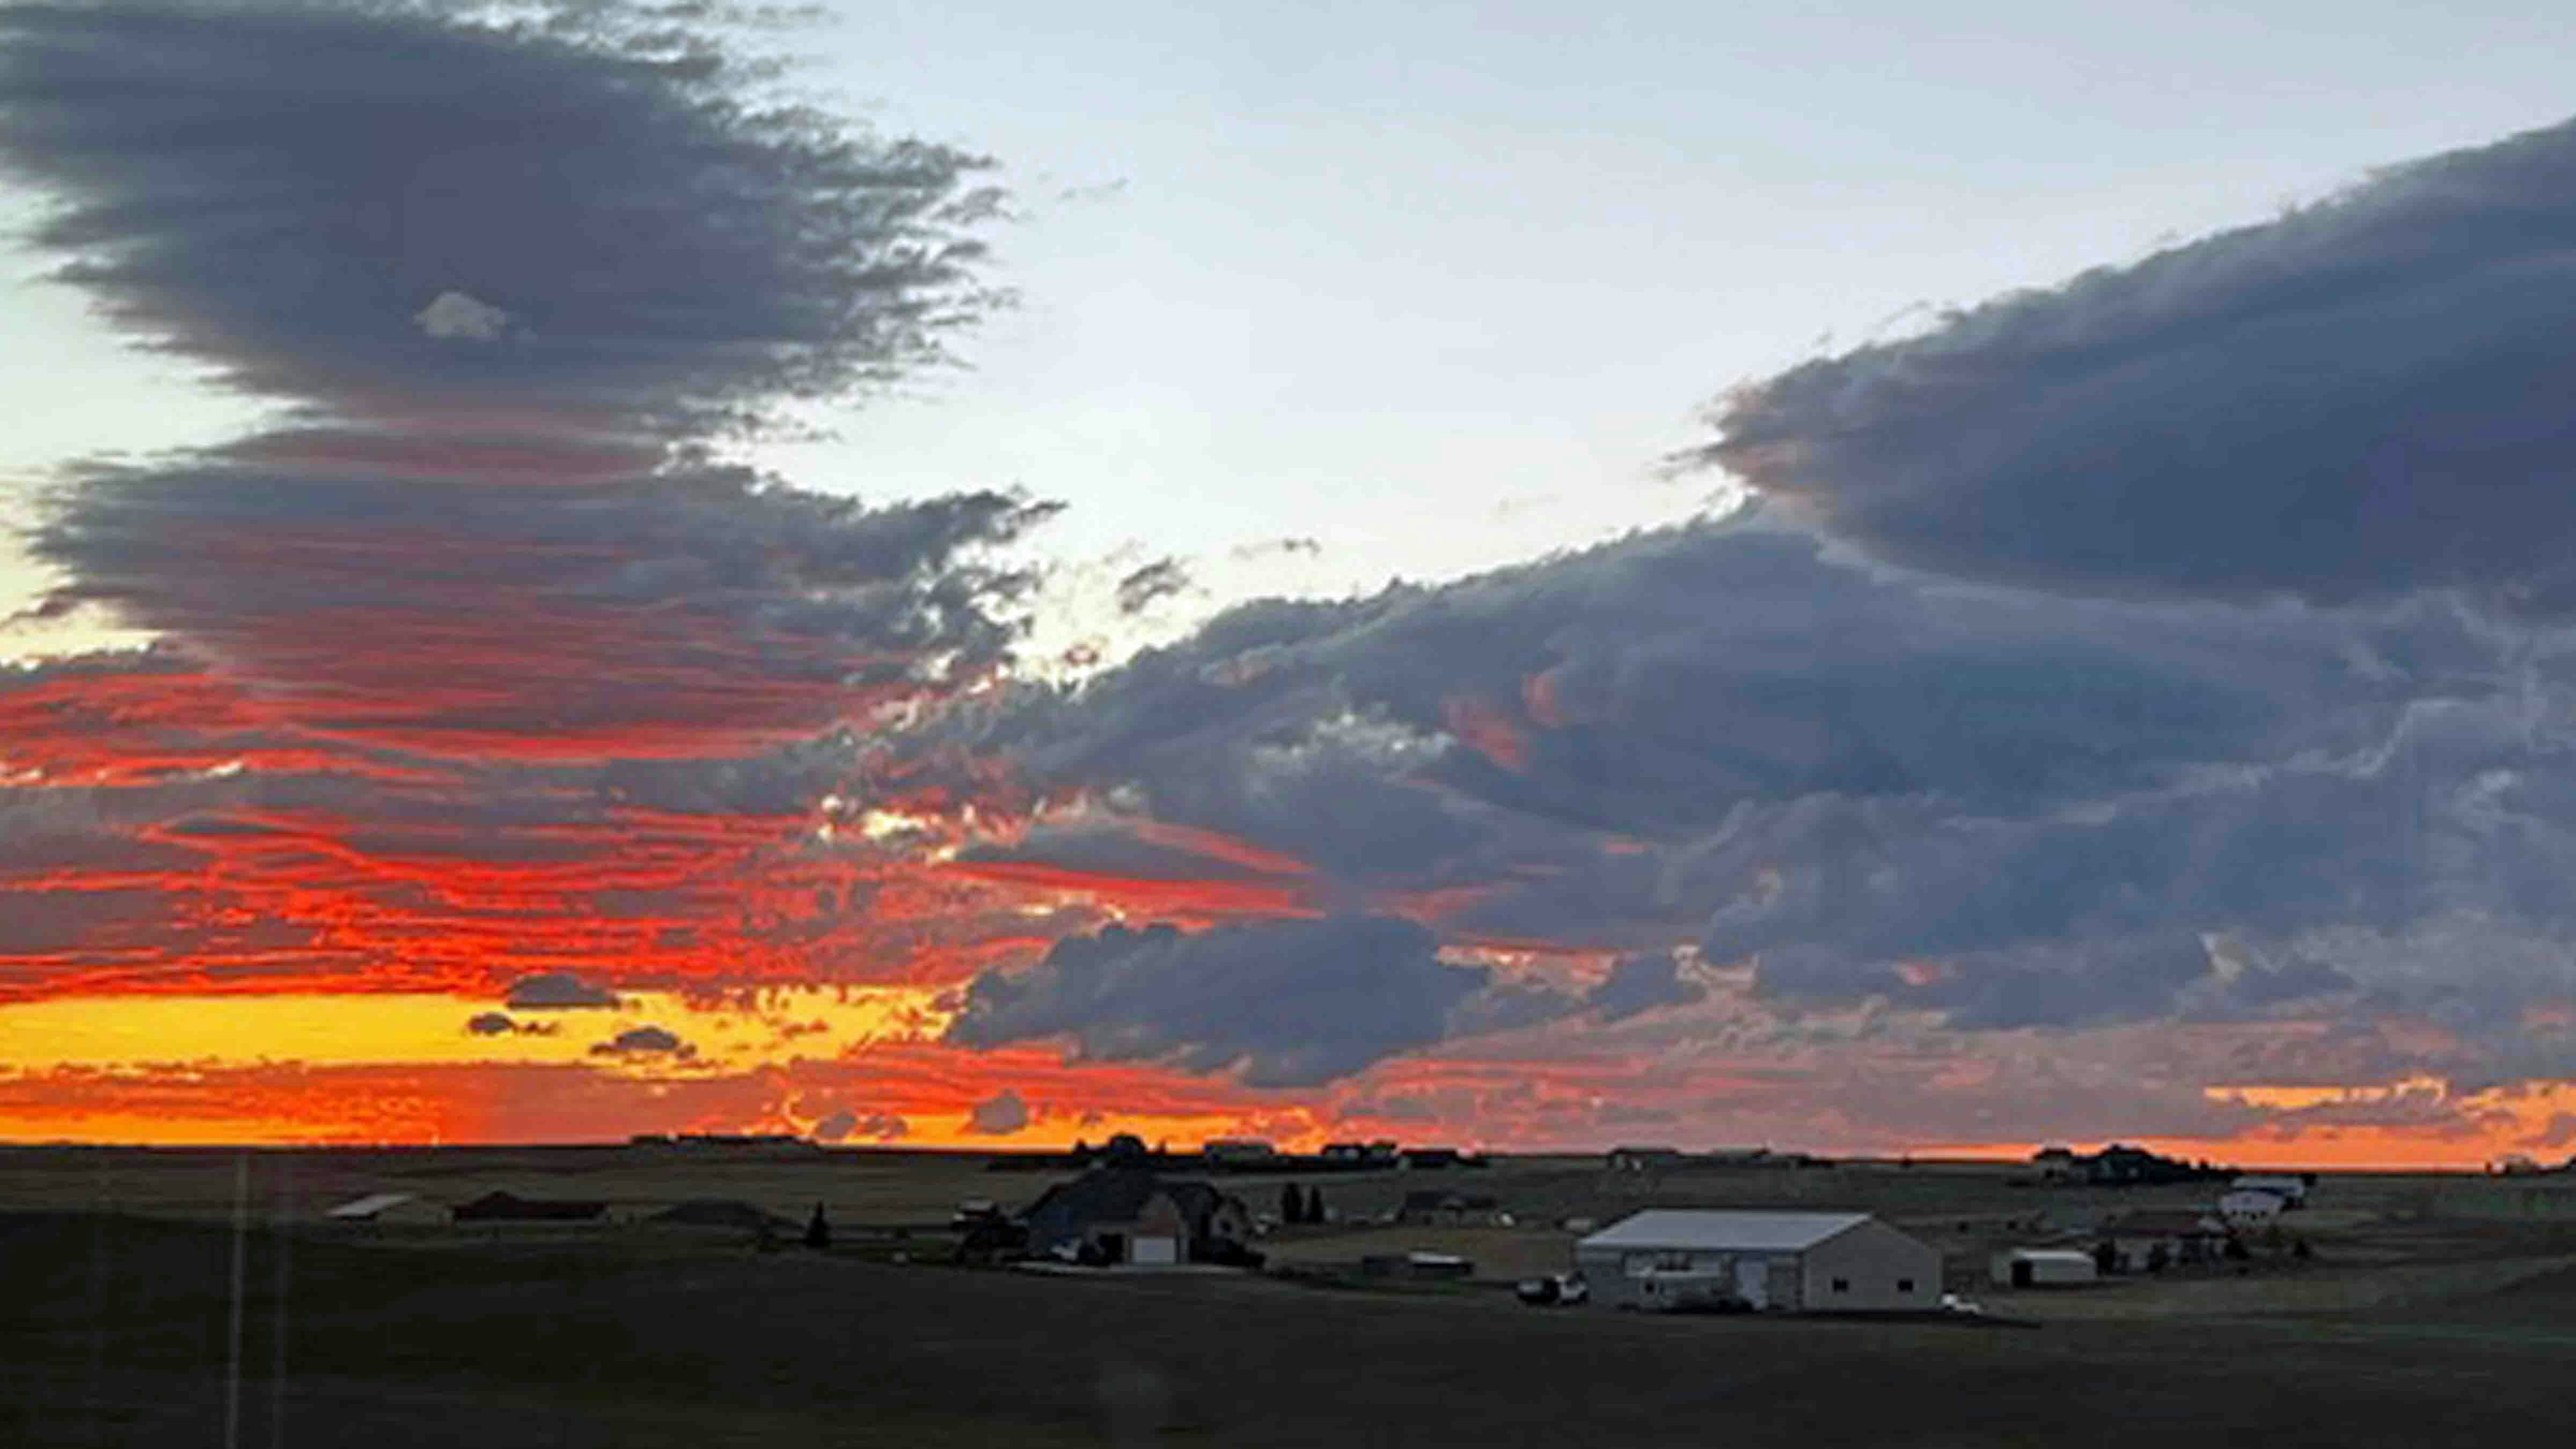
[1940, 1292, 1985, 1316]
[1516, 1272, 1589, 1306]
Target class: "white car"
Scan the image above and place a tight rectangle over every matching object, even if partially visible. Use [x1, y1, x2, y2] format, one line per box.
[1516, 1272, 1590, 1306]
[1940, 1292, 1985, 1316]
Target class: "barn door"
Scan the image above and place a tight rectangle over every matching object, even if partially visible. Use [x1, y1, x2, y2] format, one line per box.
[1733, 1258, 1768, 1309]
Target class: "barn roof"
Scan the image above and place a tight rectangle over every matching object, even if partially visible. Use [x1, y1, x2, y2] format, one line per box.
[325, 1192, 414, 1220]
[1578, 1210, 1872, 1252]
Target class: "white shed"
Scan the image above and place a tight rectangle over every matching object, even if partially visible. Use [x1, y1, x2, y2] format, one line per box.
[1575, 1210, 1941, 1313]
[2219, 1189, 2288, 1225]
[1988, 1247, 2098, 1287]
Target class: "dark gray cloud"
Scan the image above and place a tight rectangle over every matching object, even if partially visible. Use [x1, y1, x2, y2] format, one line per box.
[505, 971, 621, 1010]
[592, 1023, 690, 1056]
[1113, 558, 1190, 616]
[947, 916, 1484, 1087]
[1685, 115, 2576, 613]
[946, 917, 1708, 1086]
[965, 1088, 1028, 1135]
[903, 507, 2576, 1061]
[0, 0, 1005, 435]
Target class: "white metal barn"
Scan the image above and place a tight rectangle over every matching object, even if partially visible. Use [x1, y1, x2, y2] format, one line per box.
[1988, 1247, 2099, 1287]
[1575, 1210, 1942, 1313]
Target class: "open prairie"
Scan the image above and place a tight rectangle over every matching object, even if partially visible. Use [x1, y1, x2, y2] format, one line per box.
[8, 1145, 2576, 1446]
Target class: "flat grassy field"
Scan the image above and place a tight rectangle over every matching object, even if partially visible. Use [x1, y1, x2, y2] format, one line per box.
[6, 1145, 2574, 1446]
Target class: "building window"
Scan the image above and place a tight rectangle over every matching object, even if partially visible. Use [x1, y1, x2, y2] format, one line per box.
[1897, 1278, 1915, 1293]
[1831, 1277, 1850, 1293]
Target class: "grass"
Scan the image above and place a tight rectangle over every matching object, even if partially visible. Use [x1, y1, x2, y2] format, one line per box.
[5, 1145, 2572, 1446]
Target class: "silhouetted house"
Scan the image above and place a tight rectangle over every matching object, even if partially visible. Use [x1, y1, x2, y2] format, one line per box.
[649, 1199, 796, 1234]
[2079, 1144, 2221, 1186]
[1607, 1146, 1685, 1172]
[1401, 1147, 1469, 1170]
[1020, 1169, 1255, 1267]
[451, 1191, 606, 1223]
[1397, 1190, 1502, 1226]
[2031, 1145, 2079, 1181]
[1703, 1146, 1772, 1166]
[1202, 1138, 1277, 1166]
[2099, 1209, 2233, 1270]
[1320, 1141, 1391, 1166]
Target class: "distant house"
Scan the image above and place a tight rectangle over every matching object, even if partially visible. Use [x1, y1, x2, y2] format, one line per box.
[2079, 1144, 2226, 1187]
[1401, 1147, 1470, 1170]
[1576, 1210, 1941, 1313]
[2031, 1146, 2079, 1182]
[450, 1191, 608, 1223]
[1703, 1146, 1772, 1166]
[1606, 1146, 1685, 1172]
[1020, 1168, 1256, 1267]
[2230, 1173, 2311, 1205]
[1320, 1141, 1399, 1167]
[1202, 1139, 1277, 1166]
[1397, 1190, 1503, 1226]
[2099, 1209, 2233, 1270]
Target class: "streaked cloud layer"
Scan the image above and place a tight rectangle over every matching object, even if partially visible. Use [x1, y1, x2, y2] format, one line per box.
[5, 2, 2576, 1163]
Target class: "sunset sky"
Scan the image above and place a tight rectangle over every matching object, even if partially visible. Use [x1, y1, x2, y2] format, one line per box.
[7, 0, 2576, 1167]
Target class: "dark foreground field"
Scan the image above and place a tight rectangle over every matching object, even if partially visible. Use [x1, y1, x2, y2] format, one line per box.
[6, 1208, 2573, 1449]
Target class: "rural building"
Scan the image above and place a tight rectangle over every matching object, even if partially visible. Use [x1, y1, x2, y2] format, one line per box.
[1574, 1210, 1941, 1313]
[1400, 1147, 1474, 1170]
[2230, 1173, 2310, 1205]
[1606, 1146, 1686, 1172]
[2099, 1209, 2233, 1270]
[450, 1191, 607, 1223]
[2031, 1146, 2079, 1181]
[1988, 1247, 2099, 1287]
[1020, 1168, 1254, 1266]
[1397, 1190, 1503, 1226]
[1320, 1140, 1401, 1166]
[1202, 1139, 1276, 1166]
[2218, 1189, 2288, 1226]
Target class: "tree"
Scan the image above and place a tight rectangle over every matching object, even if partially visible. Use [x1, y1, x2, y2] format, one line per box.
[1279, 1182, 1305, 1225]
[2222, 1236, 2250, 1262]
[2146, 1242, 2170, 1275]
[2292, 1238, 2313, 1261]
[804, 1202, 831, 1250]
[1306, 1185, 1328, 1225]
[2091, 1240, 2119, 1276]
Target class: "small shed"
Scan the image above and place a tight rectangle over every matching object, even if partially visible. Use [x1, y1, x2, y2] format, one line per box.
[1575, 1210, 1941, 1313]
[1988, 1247, 2099, 1287]
[2218, 1189, 2288, 1226]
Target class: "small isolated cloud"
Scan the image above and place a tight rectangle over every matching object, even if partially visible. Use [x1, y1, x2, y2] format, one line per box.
[1114, 558, 1191, 616]
[967, 1088, 1029, 1136]
[413, 289, 515, 342]
[591, 1024, 693, 1058]
[811, 1109, 858, 1141]
[505, 971, 621, 1010]
[859, 1112, 910, 1141]
[464, 1011, 555, 1037]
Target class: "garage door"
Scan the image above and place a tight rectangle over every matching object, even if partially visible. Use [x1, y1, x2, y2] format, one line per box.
[1129, 1235, 1179, 1265]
